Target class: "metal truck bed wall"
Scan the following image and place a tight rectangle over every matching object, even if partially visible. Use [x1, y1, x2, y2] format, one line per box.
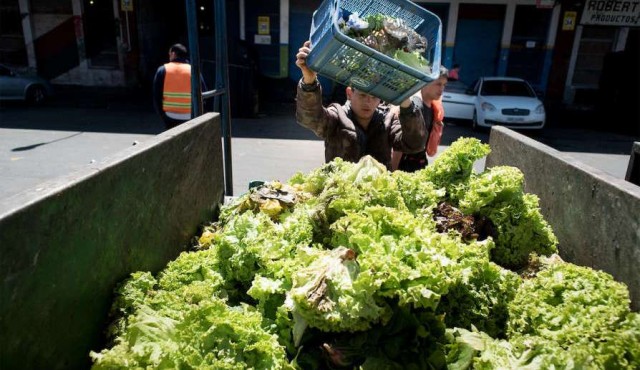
[0, 113, 225, 369]
[486, 126, 640, 311]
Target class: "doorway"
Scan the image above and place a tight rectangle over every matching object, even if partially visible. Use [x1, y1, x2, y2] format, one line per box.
[453, 4, 505, 84]
[507, 5, 552, 87]
[82, 0, 118, 67]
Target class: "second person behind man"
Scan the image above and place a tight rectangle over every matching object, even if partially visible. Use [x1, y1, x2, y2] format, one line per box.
[391, 67, 448, 172]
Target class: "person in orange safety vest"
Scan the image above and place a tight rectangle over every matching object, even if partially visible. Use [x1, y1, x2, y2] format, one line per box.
[153, 43, 206, 130]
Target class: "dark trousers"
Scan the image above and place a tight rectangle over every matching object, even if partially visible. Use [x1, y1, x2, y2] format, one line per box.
[398, 151, 428, 173]
[162, 115, 188, 130]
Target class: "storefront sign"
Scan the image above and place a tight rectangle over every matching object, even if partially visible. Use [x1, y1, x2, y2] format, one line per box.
[258, 16, 270, 35]
[254, 34, 271, 45]
[580, 0, 640, 26]
[563, 11, 578, 30]
[121, 0, 133, 12]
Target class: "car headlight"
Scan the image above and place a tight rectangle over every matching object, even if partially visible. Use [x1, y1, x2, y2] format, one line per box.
[481, 102, 496, 112]
[535, 104, 545, 114]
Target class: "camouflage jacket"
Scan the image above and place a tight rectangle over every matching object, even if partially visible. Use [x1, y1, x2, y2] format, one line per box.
[295, 80, 426, 169]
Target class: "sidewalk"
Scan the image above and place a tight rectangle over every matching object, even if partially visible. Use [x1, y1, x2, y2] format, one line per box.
[545, 102, 640, 137]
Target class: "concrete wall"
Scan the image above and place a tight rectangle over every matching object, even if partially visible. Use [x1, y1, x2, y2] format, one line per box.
[486, 126, 640, 311]
[0, 113, 225, 369]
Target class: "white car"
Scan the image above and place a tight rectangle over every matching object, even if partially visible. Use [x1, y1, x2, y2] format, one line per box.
[442, 77, 545, 130]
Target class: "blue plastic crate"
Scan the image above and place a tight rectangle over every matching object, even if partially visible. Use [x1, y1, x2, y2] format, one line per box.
[307, 0, 442, 105]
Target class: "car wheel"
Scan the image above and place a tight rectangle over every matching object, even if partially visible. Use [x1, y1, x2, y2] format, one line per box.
[26, 85, 46, 105]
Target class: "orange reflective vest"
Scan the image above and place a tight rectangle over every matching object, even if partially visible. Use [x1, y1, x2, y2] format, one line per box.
[162, 62, 192, 114]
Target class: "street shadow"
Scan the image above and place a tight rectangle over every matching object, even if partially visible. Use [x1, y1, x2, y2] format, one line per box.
[12, 132, 83, 151]
[0, 86, 164, 135]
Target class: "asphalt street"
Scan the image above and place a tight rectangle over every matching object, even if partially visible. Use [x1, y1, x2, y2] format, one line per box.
[0, 86, 637, 201]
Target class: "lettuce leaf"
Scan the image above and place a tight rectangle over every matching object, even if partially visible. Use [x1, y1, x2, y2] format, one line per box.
[393, 49, 430, 72]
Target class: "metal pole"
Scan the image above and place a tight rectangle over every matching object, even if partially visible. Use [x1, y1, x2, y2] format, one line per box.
[186, 0, 203, 117]
[214, 0, 233, 195]
[125, 11, 131, 52]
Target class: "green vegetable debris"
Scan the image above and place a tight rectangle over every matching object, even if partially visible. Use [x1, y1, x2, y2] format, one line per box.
[339, 12, 430, 73]
[91, 137, 639, 369]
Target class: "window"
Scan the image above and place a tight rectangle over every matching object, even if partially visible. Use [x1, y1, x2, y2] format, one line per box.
[572, 27, 616, 87]
[481, 80, 535, 97]
[0, 0, 27, 65]
[507, 5, 552, 85]
[30, 0, 72, 13]
[0, 2, 22, 36]
[82, 0, 118, 67]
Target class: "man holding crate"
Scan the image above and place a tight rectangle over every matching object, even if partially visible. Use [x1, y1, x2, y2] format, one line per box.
[295, 41, 427, 170]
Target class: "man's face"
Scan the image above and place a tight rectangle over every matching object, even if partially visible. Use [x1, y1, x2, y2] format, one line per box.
[422, 76, 447, 101]
[168, 50, 176, 62]
[347, 87, 381, 122]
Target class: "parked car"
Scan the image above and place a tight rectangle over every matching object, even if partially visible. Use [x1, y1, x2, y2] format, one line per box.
[442, 77, 545, 130]
[0, 64, 53, 105]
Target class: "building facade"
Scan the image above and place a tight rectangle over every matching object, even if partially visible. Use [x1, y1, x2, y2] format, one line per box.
[1, 0, 638, 128]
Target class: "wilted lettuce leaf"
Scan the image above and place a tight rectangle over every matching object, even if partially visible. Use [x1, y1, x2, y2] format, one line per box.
[393, 49, 430, 72]
[91, 299, 293, 369]
[287, 246, 390, 334]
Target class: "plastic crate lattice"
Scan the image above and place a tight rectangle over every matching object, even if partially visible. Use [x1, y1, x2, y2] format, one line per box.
[307, 0, 442, 104]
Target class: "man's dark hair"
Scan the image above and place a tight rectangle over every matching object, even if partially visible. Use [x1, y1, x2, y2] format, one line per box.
[170, 43, 188, 59]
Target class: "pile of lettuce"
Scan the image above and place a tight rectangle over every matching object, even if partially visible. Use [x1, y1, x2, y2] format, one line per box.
[90, 138, 639, 369]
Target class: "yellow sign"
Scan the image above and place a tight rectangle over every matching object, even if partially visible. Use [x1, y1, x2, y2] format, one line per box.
[121, 0, 133, 12]
[562, 11, 577, 30]
[258, 16, 270, 35]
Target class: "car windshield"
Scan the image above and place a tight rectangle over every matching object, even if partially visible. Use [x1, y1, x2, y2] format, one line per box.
[480, 80, 534, 97]
[444, 80, 468, 93]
